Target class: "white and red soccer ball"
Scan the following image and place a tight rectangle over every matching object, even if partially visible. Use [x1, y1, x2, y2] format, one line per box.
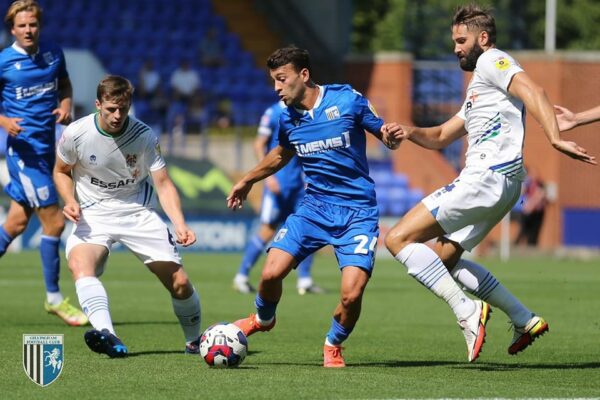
[199, 323, 248, 368]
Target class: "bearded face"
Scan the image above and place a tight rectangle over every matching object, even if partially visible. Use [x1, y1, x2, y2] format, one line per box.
[459, 40, 484, 71]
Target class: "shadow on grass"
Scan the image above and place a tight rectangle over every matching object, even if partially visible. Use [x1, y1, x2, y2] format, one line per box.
[113, 321, 178, 326]
[127, 350, 184, 357]
[261, 360, 461, 367]
[126, 349, 262, 358]
[456, 362, 600, 371]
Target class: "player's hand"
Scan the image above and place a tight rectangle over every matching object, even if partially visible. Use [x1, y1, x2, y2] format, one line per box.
[62, 201, 81, 223]
[265, 176, 280, 194]
[381, 122, 406, 150]
[175, 225, 196, 247]
[53, 107, 72, 125]
[1, 117, 24, 136]
[226, 180, 253, 210]
[554, 105, 577, 132]
[553, 140, 597, 165]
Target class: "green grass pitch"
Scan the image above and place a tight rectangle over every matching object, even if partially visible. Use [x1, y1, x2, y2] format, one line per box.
[1, 250, 599, 399]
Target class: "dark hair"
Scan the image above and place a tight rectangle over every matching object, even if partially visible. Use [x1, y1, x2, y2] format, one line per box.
[5, 0, 42, 28]
[452, 3, 496, 44]
[266, 46, 311, 73]
[96, 75, 134, 104]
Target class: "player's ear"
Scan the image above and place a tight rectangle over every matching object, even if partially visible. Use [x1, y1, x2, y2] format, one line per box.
[479, 30, 490, 47]
[95, 99, 101, 111]
[300, 68, 310, 83]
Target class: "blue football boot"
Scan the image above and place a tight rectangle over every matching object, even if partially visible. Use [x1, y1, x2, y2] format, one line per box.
[84, 329, 128, 358]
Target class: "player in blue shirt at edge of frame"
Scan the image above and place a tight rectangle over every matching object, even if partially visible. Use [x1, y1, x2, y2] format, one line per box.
[0, 0, 86, 326]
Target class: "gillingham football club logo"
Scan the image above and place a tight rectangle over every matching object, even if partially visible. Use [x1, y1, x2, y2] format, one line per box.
[23, 334, 64, 387]
[43, 52, 56, 65]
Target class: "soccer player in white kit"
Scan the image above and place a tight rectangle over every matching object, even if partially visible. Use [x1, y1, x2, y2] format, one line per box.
[382, 4, 596, 363]
[53, 75, 201, 358]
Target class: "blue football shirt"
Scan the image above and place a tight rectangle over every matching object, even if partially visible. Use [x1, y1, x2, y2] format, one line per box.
[0, 41, 69, 155]
[277, 84, 384, 207]
[258, 101, 304, 192]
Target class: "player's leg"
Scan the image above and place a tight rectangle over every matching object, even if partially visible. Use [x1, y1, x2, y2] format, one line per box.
[322, 203, 378, 367]
[0, 199, 32, 256]
[234, 248, 295, 336]
[440, 237, 548, 355]
[35, 204, 73, 312]
[121, 209, 201, 353]
[441, 171, 548, 354]
[146, 260, 201, 353]
[233, 223, 277, 293]
[384, 202, 489, 362]
[323, 266, 369, 368]
[68, 240, 127, 358]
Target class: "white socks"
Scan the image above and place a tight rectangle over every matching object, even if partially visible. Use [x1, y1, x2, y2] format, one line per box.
[172, 289, 201, 343]
[395, 243, 475, 320]
[46, 291, 64, 306]
[451, 259, 532, 327]
[76, 276, 115, 334]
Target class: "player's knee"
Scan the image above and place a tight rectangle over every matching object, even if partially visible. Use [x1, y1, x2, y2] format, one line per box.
[384, 225, 411, 254]
[260, 259, 288, 282]
[5, 215, 29, 236]
[339, 288, 363, 309]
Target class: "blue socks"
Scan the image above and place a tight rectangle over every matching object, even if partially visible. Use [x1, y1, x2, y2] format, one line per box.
[238, 235, 266, 277]
[326, 318, 353, 345]
[0, 226, 14, 256]
[254, 294, 278, 322]
[296, 254, 313, 278]
[40, 235, 61, 293]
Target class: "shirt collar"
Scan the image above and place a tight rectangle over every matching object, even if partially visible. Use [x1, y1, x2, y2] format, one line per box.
[294, 85, 323, 119]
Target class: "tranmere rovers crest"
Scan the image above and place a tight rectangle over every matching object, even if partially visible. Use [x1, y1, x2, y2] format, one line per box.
[23, 334, 64, 387]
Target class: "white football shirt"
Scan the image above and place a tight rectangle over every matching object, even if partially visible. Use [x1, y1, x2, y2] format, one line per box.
[457, 48, 526, 180]
[57, 113, 166, 216]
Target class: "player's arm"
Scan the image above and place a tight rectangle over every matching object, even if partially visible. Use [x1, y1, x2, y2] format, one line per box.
[253, 135, 269, 162]
[53, 156, 80, 223]
[554, 104, 600, 132]
[53, 76, 73, 125]
[382, 116, 467, 150]
[151, 167, 196, 247]
[254, 134, 282, 193]
[227, 145, 295, 210]
[508, 72, 596, 165]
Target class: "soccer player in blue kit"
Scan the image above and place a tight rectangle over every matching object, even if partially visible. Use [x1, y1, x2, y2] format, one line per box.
[0, 0, 87, 326]
[227, 46, 401, 368]
[232, 100, 323, 295]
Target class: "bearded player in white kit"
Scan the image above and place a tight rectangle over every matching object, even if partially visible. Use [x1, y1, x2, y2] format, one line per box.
[382, 4, 596, 363]
[53, 75, 201, 358]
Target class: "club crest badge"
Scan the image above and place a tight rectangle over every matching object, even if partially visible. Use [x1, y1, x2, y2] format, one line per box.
[273, 228, 288, 242]
[23, 334, 64, 387]
[126, 154, 137, 168]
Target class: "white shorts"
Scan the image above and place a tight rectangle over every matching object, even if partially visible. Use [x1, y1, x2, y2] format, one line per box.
[65, 208, 182, 265]
[422, 168, 522, 251]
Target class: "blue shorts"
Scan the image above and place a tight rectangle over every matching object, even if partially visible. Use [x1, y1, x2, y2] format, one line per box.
[268, 194, 379, 275]
[4, 152, 58, 208]
[259, 187, 304, 226]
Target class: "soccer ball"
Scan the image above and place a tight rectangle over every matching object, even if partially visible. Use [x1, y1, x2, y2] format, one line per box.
[199, 323, 248, 368]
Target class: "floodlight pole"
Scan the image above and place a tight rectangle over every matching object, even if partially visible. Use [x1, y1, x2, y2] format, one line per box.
[545, 0, 557, 53]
